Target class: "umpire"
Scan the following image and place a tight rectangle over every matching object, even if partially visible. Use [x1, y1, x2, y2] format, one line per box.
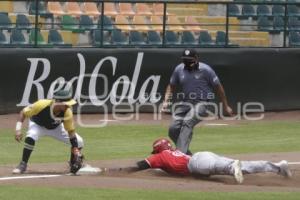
[161, 49, 233, 155]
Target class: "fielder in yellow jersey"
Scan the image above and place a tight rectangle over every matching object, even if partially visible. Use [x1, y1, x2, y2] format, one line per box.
[13, 89, 84, 174]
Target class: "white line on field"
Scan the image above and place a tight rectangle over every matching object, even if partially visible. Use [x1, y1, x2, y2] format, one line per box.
[98, 120, 119, 122]
[0, 174, 62, 181]
[288, 162, 300, 165]
[204, 123, 228, 126]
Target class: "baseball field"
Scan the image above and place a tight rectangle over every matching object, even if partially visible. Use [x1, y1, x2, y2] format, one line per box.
[0, 112, 300, 199]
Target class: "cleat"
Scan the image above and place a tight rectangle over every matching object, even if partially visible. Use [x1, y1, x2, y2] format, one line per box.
[12, 161, 27, 174]
[232, 160, 244, 184]
[276, 160, 292, 178]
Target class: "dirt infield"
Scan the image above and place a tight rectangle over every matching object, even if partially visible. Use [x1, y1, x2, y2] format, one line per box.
[0, 111, 299, 192]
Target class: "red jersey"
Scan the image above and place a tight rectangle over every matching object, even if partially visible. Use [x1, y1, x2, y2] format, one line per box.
[145, 150, 191, 175]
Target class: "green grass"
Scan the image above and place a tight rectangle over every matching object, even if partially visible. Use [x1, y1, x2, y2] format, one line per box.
[0, 186, 299, 200]
[0, 121, 300, 165]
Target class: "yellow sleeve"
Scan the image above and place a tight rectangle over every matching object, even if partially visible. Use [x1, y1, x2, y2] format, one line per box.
[63, 108, 75, 132]
[22, 100, 52, 118]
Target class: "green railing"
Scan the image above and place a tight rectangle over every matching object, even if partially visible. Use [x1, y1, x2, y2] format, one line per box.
[0, 0, 299, 48]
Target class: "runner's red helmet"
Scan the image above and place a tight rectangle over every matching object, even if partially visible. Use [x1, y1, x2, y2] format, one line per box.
[152, 138, 172, 154]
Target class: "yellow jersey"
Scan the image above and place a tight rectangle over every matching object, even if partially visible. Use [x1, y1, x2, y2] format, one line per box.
[23, 99, 75, 131]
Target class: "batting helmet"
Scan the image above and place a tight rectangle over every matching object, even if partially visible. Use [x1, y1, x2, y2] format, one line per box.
[151, 138, 173, 154]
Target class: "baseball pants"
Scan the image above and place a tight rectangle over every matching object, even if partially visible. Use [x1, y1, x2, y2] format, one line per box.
[26, 120, 84, 148]
[169, 102, 207, 154]
[187, 152, 280, 176]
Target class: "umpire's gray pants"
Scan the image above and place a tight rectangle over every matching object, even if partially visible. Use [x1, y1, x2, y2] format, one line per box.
[168, 102, 207, 154]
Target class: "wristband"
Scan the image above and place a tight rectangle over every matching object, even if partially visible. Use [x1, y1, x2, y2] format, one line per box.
[16, 121, 22, 131]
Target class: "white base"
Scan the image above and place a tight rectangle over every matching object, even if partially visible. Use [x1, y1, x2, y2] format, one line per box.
[77, 164, 102, 175]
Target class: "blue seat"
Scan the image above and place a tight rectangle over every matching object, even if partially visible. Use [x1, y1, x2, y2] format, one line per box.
[257, 16, 273, 32]
[92, 29, 111, 46]
[272, 5, 285, 17]
[181, 31, 197, 45]
[198, 30, 214, 46]
[288, 17, 300, 31]
[241, 5, 256, 19]
[111, 29, 128, 45]
[80, 15, 97, 31]
[48, 29, 72, 47]
[272, 16, 285, 33]
[16, 14, 32, 30]
[129, 30, 146, 45]
[289, 31, 300, 47]
[147, 30, 162, 45]
[0, 13, 13, 30]
[10, 29, 27, 45]
[98, 15, 115, 30]
[165, 30, 180, 45]
[257, 5, 271, 17]
[228, 4, 240, 17]
[287, 5, 300, 17]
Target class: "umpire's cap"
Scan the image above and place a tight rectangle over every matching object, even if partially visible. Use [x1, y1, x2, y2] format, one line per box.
[181, 49, 198, 60]
[53, 88, 77, 106]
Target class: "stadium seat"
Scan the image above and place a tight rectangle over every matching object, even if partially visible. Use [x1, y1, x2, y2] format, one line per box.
[288, 17, 300, 31]
[132, 16, 151, 31]
[287, 5, 300, 17]
[198, 30, 214, 46]
[48, 2, 65, 16]
[215, 31, 226, 46]
[0, 13, 13, 30]
[181, 31, 197, 45]
[10, 29, 27, 45]
[153, 3, 170, 16]
[257, 16, 273, 32]
[65, 2, 82, 16]
[29, 29, 49, 46]
[111, 29, 128, 45]
[79, 15, 97, 31]
[16, 14, 32, 30]
[147, 30, 162, 45]
[29, 1, 49, 16]
[273, 16, 285, 33]
[82, 2, 101, 17]
[185, 16, 202, 32]
[241, 5, 256, 19]
[104, 3, 119, 16]
[228, 4, 241, 17]
[150, 16, 164, 31]
[289, 31, 300, 47]
[98, 15, 116, 30]
[167, 16, 184, 31]
[61, 15, 84, 33]
[272, 5, 285, 17]
[129, 30, 146, 45]
[256, 5, 272, 17]
[165, 30, 180, 45]
[92, 29, 111, 46]
[136, 3, 153, 16]
[0, 31, 9, 45]
[48, 29, 71, 46]
[115, 15, 133, 31]
[0, 1, 13, 13]
[215, 30, 239, 47]
[119, 3, 135, 16]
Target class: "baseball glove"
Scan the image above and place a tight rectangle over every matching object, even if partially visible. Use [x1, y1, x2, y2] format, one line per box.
[70, 148, 83, 174]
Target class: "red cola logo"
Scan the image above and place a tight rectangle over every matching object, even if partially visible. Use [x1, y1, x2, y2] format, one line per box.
[17, 53, 161, 106]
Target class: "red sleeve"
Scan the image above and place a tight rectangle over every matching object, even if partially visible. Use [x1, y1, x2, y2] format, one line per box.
[145, 154, 163, 168]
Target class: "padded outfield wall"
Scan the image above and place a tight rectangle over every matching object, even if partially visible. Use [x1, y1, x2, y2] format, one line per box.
[0, 48, 299, 114]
